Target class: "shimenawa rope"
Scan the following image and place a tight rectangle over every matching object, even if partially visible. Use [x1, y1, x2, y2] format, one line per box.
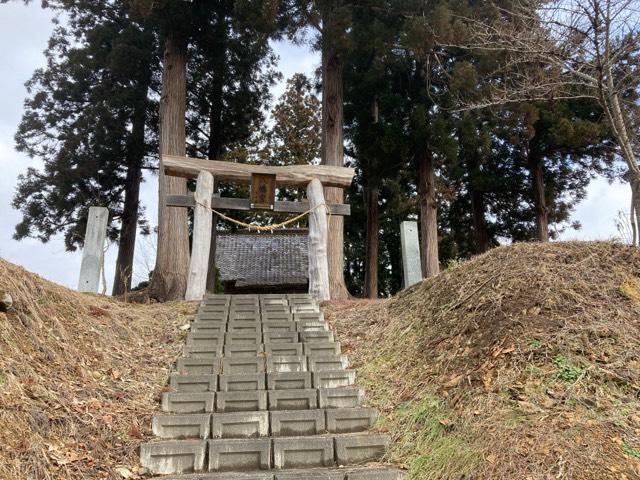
[194, 200, 332, 232]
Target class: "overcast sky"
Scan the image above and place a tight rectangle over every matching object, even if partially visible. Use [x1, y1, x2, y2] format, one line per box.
[0, 2, 631, 292]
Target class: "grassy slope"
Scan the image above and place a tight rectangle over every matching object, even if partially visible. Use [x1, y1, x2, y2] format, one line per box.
[0, 258, 194, 480]
[326, 242, 640, 480]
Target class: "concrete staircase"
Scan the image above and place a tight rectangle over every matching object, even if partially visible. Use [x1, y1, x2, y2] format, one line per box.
[140, 294, 404, 479]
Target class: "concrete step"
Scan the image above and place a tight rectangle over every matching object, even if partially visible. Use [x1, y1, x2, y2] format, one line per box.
[294, 312, 324, 322]
[225, 333, 263, 345]
[273, 468, 405, 480]
[216, 391, 268, 412]
[143, 295, 399, 479]
[308, 356, 349, 372]
[218, 373, 266, 392]
[186, 332, 224, 345]
[264, 343, 304, 356]
[270, 410, 325, 436]
[198, 307, 228, 314]
[140, 440, 206, 475]
[184, 344, 223, 358]
[261, 311, 293, 320]
[228, 322, 262, 334]
[267, 389, 319, 410]
[297, 321, 329, 332]
[211, 411, 270, 438]
[263, 332, 299, 344]
[313, 371, 357, 389]
[272, 436, 334, 469]
[260, 298, 288, 306]
[267, 372, 312, 390]
[208, 438, 271, 471]
[201, 298, 230, 306]
[170, 374, 218, 393]
[319, 387, 365, 409]
[161, 388, 364, 413]
[153, 466, 403, 478]
[151, 408, 376, 440]
[176, 358, 222, 375]
[222, 356, 266, 374]
[191, 323, 226, 334]
[335, 434, 390, 465]
[262, 305, 291, 312]
[267, 355, 307, 373]
[224, 344, 264, 357]
[152, 414, 211, 439]
[162, 392, 215, 414]
[141, 435, 389, 474]
[326, 408, 377, 433]
[300, 331, 334, 343]
[262, 321, 298, 333]
[229, 314, 261, 321]
[304, 342, 342, 357]
[194, 316, 227, 324]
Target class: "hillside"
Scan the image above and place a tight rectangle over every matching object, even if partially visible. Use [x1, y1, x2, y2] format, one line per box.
[0, 259, 193, 480]
[326, 242, 640, 480]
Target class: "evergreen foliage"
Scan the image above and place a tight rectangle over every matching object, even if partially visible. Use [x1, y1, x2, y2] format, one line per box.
[9, 0, 623, 298]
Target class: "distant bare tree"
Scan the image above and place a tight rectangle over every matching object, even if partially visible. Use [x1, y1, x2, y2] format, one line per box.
[458, 0, 640, 244]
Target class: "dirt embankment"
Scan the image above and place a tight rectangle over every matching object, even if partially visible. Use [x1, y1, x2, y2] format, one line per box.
[0, 258, 194, 480]
[326, 242, 640, 480]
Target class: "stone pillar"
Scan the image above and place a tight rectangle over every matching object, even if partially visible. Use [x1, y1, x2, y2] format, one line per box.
[400, 221, 422, 289]
[78, 207, 109, 293]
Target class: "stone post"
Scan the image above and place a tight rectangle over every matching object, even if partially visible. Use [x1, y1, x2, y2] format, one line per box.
[400, 221, 422, 289]
[78, 206, 109, 293]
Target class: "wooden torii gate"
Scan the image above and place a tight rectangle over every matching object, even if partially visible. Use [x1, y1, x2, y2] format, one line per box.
[162, 155, 355, 302]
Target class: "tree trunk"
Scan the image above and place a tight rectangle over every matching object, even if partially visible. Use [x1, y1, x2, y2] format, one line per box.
[529, 150, 549, 241]
[321, 20, 350, 300]
[112, 56, 151, 296]
[149, 33, 190, 301]
[418, 150, 439, 278]
[467, 154, 490, 254]
[364, 184, 379, 298]
[112, 146, 142, 295]
[470, 189, 490, 253]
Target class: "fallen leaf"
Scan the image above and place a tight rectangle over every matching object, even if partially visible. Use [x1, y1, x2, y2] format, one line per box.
[116, 467, 133, 478]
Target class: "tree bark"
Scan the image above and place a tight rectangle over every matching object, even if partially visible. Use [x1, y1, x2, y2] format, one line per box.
[528, 148, 549, 242]
[112, 144, 142, 295]
[467, 154, 490, 254]
[112, 55, 151, 296]
[149, 33, 190, 301]
[470, 189, 490, 253]
[364, 184, 379, 298]
[321, 18, 350, 300]
[418, 150, 439, 278]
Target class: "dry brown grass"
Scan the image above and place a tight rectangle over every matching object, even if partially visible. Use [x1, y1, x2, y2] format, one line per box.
[0, 258, 195, 480]
[326, 241, 640, 480]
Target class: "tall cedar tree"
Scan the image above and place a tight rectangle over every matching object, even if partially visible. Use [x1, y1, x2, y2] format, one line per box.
[12, 1, 157, 295]
[343, 0, 408, 297]
[134, 0, 282, 300]
[283, 0, 354, 299]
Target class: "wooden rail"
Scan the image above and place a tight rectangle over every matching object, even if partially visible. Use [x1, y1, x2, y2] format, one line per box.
[166, 195, 351, 216]
[163, 155, 355, 188]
